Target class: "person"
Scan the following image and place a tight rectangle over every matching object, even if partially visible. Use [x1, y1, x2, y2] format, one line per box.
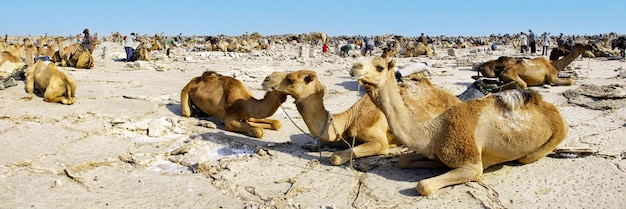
[322, 43, 329, 53]
[558, 33, 566, 47]
[541, 32, 550, 56]
[519, 32, 528, 54]
[177, 33, 182, 45]
[528, 29, 536, 54]
[124, 32, 136, 62]
[420, 33, 428, 46]
[363, 37, 375, 56]
[81, 28, 93, 53]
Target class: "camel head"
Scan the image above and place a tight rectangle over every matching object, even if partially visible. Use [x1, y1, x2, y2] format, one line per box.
[350, 57, 397, 88]
[381, 48, 397, 58]
[271, 70, 323, 100]
[262, 71, 290, 91]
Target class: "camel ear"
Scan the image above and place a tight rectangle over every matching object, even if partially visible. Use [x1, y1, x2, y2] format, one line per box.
[388, 59, 397, 70]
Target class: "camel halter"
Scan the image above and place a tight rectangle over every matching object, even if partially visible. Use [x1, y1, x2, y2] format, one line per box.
[281, 101, 333, 160]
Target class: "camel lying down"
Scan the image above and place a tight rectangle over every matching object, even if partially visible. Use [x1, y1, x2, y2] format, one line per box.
[180, 71, 287, 138]
[262, 70, 460, 166]
[350, 57, 568, 195]
[25, 60, 76, 105]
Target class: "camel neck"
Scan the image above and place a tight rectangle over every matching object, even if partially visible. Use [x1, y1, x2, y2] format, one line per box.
[364, 72, 437, 155]
[247, 91, 287, 119]
[551, 46, 584, 71]
[294, 90, 338, 140]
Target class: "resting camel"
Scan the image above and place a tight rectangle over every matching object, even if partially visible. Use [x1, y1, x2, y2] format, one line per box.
[25, 60, 77, 105]
[475, 43, 594, 89]
[350, 57, 568, 196]
[0, 51, 26, 80]
[263, 70, 460, 165]
[180, 71, 287, 138]
[403, 42, 435, 58]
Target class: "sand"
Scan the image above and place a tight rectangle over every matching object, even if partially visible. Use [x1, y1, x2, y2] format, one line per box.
[0, 40, 625, 209]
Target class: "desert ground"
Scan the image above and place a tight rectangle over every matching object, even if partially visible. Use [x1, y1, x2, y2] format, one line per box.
[1, 39, 625, 209]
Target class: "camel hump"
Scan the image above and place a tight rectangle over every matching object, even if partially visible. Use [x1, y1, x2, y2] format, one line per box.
[200, 71, 220, 81]
[493, 89, 543, 111]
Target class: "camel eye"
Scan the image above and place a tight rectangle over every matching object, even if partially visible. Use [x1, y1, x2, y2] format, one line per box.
[286, 78, 294, 84]
[264, 77, 270, 81]
[376, 65, 385, 72]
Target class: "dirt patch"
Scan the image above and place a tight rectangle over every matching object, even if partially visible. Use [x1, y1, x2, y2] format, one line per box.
[563, 84, 626, 110]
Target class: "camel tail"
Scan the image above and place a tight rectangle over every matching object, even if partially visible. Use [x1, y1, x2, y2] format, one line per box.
[494, 89, 542, 111]
[180, 82, 193, 117]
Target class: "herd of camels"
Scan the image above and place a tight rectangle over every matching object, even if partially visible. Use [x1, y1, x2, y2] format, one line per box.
[1, 30, 622, 195]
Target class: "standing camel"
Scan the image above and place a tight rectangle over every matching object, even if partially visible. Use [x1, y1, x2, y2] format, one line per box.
[350, 57, 568, 195]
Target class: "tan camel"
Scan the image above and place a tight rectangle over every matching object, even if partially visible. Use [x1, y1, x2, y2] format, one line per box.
[37, 36, 58, 58]
[66, 44, 94, 69]
[180, 71, 287, 138]
[132, 41, 151, 61]
[477, 43, 594, 89]
[350, 57, 568, 196]
[263, 70, 460, 165]
[25, 60, 77, 105]
[309, 32, 327, 44]
[0, 51, 25, 79]
[403, 42, 435, 57]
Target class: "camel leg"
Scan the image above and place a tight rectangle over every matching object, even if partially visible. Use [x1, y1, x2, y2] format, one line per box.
[247, 118, 281, 130]
[417, 164, 482, 196]
[518, 128, 568, 164]
[43, 79, 73, 105]
[500, 71, 527, 89]
[329, 141, 386, 166]
[546, 75, 573, 86]
[224, 118, 264, 138]
[397, 153, 447, 169]
[25, 72, 35, 94]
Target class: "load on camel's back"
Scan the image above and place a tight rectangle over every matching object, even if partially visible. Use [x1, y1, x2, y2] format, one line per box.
[611, 36, 626, 57]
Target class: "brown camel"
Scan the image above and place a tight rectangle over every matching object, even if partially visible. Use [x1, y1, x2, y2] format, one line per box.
[478, 43, 593, 80]
[263, 70, 460, 165]
[403, 42, 435, 58]
[180, 71, 287, 138]
[350, 57, 568, 196]
[25, 60, 77, 105]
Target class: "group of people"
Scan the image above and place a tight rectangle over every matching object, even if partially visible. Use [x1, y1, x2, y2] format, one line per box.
[519, 29, 552, 56]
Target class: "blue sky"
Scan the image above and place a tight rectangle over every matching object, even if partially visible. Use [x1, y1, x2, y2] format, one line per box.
[2, 0, 624, 37]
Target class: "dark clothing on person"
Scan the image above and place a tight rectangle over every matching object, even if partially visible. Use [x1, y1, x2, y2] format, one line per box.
[82, 34, 92, 52]
[528, 31, 536, 53]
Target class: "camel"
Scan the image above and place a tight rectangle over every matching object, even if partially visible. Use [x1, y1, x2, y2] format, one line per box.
[263, 70, 460, 165]
[66, 44, 94, 69]
[25, 60, 77, 105]
[309, 32, 327, 44]
[403, 42, 435, 58]
[0, 51, 26, 80]
[37, 36, 58, 58]
[350, 57, 568, 196]
[475, 43, 595, 89]
[132, 41, 151, 61]
[549, 42, 596, 71]
[180, 71, 287, 138]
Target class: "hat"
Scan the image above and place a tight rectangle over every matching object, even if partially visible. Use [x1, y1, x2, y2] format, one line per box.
[83, 28, 89, 33]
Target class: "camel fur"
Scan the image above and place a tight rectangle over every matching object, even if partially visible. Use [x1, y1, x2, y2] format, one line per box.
[350, 57, 568, 196]
[180, 71, 287, 138]
[25, 60, 76, 105]
[309, 32, 327, 44]
[263, 70, 460, 165]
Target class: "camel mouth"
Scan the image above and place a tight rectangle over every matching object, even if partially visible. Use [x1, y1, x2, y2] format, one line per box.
[351, 75, 364, 80]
